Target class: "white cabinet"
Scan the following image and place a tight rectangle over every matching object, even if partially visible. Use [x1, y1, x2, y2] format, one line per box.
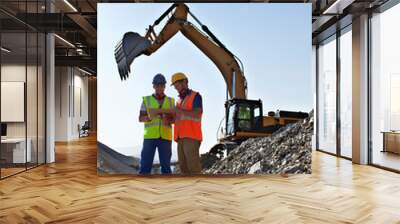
[1, 138, 32, 163]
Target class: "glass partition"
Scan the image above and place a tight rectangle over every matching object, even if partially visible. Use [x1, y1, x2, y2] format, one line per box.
[0, 1, 46, 179]
[371, 3, 400, 171]
[1, 31, 28, 177]
[27, 31, 38, 169]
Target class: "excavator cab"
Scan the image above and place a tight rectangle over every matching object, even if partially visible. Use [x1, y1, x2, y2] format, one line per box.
[225, 99, 266, 140]
[223, 99, 307, 141]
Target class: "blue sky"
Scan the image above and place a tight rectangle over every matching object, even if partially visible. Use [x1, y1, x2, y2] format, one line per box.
[98, 3, 312, 158]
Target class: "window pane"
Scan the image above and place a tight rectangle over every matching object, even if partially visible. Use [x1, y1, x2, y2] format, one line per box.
[371, 4, 400, 171]
[318, 36, 337, 154]
[227, 105, 236, 135]
[340, 29, 352, 158]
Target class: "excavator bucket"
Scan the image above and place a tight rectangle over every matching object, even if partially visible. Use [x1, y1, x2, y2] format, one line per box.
[114, 32, 151, 80]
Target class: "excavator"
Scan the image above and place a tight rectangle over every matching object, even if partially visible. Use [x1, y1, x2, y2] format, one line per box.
[114, 3, 308, 159]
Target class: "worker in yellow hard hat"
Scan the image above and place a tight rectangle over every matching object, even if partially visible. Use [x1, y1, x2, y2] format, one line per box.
[171, 72, 203, 175]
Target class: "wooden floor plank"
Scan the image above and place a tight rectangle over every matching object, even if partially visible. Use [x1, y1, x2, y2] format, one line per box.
[0, 135, 399, 223]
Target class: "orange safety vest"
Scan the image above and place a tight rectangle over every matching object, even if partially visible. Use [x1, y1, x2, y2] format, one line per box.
[174, 90, 202, 142]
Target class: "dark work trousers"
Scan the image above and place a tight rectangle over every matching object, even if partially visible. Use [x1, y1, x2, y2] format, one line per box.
[139, 139, 172, 174]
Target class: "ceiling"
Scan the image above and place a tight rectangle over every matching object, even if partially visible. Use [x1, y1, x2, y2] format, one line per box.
[0, 0, 394, 75]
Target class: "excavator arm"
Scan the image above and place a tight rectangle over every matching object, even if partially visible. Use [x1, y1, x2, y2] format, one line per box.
[114, 3, 247, 99]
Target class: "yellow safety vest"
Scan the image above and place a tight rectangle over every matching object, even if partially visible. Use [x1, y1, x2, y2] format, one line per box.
[143, 95, 174, 141]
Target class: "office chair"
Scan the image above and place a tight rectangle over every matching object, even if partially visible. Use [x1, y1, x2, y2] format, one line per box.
[79, 121, 90, 138]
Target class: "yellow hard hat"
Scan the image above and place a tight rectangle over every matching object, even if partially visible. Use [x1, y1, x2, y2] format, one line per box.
[171, 72, 188, 85]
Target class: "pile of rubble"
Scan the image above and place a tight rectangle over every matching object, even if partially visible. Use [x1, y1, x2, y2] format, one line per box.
[203, 111, 313, 174]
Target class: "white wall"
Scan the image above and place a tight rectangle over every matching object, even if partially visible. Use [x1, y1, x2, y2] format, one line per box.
[55, 66, 68, 141]
[1, 65, 39, 138]
[74, 72, 89, 137]
[55, 67, 89, 141]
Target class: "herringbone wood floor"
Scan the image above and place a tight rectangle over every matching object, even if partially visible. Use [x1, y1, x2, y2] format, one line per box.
[1, 135, 400, 224]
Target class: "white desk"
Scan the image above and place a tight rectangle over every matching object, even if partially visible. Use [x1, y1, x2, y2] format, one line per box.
[1, 138, 31, 163]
